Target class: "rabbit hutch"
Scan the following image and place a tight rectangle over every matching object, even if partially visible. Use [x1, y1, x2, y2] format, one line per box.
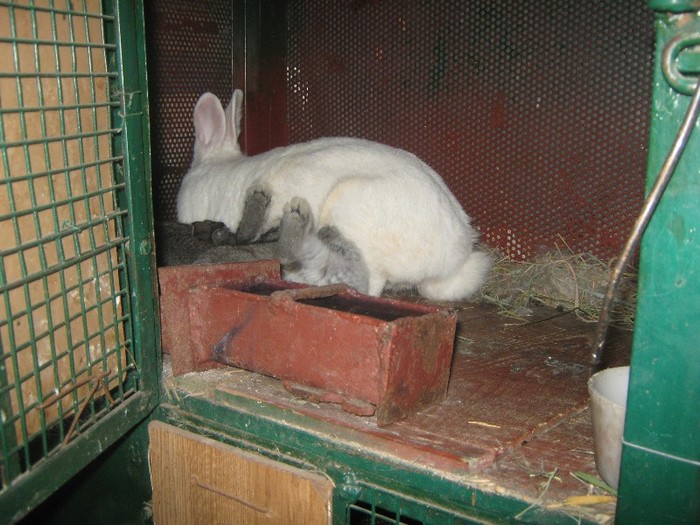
[1, 0, 699, 523]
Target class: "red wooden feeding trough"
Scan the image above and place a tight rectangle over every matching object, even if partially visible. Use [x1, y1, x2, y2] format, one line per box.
[159, 261, 458, 425]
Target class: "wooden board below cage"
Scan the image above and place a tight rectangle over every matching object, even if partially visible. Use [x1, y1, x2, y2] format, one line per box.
[149, 421, 333, 525]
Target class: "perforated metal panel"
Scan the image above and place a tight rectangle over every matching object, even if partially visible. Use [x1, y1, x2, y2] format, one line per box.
[145, 0, 233, 222]
[287, 0, 655, 260]
[148, 0, 655, 261]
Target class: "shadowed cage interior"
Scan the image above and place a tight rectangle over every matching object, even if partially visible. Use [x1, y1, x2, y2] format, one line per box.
[148, 0, 655, 262]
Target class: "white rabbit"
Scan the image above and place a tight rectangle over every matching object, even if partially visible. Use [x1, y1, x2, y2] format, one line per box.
[176, 90, 492, 300]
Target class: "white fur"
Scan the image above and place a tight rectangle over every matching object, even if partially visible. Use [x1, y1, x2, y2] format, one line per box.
[176, 90, 491, 300]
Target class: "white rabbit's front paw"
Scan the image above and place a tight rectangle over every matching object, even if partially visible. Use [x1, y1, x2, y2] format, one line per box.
[279, 197, 314, 264]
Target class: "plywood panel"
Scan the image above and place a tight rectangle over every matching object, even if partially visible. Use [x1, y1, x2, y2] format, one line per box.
[148, 421, 333, 525]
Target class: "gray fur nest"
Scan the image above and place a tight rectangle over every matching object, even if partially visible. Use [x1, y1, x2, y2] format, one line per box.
[155, 221, 277, 267]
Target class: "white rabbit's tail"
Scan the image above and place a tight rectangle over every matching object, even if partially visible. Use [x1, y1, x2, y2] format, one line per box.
[418, 250, 492, 301]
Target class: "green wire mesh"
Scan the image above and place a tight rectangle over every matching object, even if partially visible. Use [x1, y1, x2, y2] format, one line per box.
[0, 1, 137, 489]
[347, 484, 489, 525]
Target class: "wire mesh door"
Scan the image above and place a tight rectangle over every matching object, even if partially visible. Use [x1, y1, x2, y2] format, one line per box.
[0, 1, 158, 520]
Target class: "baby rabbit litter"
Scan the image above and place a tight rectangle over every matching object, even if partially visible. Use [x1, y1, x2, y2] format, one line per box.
[176, 90, 491, 301]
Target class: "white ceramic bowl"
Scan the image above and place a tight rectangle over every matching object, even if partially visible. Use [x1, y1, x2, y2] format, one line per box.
[588, 365, 629, 489]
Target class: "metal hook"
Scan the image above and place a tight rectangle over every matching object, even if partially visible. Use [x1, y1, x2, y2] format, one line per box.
[662, 32, 700, 96]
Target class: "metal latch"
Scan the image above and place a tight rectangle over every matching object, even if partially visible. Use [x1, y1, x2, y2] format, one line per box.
[662, 32, 700, 95]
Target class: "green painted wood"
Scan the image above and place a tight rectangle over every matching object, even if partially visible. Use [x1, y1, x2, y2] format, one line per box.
[648, 0, 700, 12]
[155, 391, 600, 525]
[617, 7, 700, 525]
[617, 445, 699, 523]
[107, 0, 162, 393]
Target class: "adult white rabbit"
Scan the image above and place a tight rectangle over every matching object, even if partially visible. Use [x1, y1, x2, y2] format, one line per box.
[176, 90, 491, 300]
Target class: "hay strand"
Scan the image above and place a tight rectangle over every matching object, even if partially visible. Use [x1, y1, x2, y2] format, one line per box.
[481, 240, 637, 328]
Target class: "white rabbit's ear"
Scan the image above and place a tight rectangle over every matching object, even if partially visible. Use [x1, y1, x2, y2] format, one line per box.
[193, 92, 227, 156]
[224, 89, 244, 144]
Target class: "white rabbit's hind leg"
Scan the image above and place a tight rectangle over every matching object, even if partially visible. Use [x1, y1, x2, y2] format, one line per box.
[417, 250, 492, 301]
[278, 197, 315, 266]
[317, 226, 369, 293]
[278, 199, 370, 293]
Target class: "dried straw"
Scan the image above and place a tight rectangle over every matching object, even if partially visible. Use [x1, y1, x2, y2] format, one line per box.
[480, 240, 637, 328]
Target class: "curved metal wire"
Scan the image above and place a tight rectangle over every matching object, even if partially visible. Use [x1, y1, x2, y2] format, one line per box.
[592, 77, 700, 364]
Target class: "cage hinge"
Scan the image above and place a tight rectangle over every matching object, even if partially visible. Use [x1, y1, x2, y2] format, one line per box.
[662, 32, 700, 95]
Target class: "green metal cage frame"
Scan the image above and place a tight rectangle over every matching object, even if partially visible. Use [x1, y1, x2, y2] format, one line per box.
[0, 1, 159, 521]
[617, 2, 700, 523]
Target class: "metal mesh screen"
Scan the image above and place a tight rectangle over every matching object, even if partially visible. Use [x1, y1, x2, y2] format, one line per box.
[0, 0, 136, 488]
[287, 0, 655, 261]
[145, 0, 234, 222]
[346, 483, 483, 525]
